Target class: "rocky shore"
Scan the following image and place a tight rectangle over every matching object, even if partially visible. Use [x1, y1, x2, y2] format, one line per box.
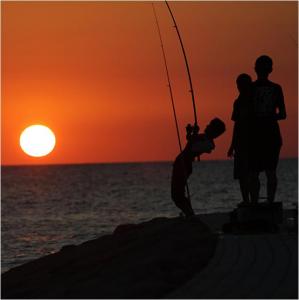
[2, 216, 217, 299]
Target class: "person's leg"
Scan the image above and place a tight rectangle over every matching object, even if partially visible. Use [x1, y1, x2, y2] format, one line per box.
[264, 146, 280, 203]
[265, 170, 277, 203]
[172, 191, 185, 212]
[184, 195, 195, 217]
[249, 171, 260, 204]
[239, 176, 250, 203]
[173, 197, 194, 217]
[172, 183, 194, 216]
[174, 198, 186, 213]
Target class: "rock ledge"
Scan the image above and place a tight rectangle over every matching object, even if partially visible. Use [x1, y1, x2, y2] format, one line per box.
[2, 216, 217, 299]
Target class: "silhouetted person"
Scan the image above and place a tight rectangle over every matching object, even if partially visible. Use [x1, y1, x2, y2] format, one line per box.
[251, 55, 286, 204]
[171, 118, 226, 217]
[228, 73, 254, 205]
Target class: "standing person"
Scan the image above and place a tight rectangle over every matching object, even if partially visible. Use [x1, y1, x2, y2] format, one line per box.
[171, 118, 226, 217]
[227, 73, 253, 205]
[250, 55, 287, 204]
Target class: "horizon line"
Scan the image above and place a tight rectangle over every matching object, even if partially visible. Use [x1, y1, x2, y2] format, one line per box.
[1, 156, 298, 168]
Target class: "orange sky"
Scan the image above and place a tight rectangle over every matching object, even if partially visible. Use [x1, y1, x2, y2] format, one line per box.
[2, 1, 298, 165]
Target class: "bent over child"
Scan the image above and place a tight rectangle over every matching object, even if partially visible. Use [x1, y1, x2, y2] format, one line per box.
[171, 118, 226, 217]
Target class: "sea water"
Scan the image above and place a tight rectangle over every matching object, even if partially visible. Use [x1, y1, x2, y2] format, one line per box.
[1, 159, 297, 272]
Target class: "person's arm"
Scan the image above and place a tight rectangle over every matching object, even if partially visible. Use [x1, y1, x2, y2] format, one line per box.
[186, 123, 199, 141]
[275, 85, 286, 120]
[186, 124, 193, 141]
[227, 101, 237, 157]
[227, 122, 237, 158]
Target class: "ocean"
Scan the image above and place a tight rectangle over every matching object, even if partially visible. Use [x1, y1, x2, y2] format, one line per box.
[1, 159, 297, 273]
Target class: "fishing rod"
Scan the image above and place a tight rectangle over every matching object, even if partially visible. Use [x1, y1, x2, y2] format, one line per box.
[165, 1, 198, 127]
[151, 3, 191, 202]
[152, 3, 182, 152]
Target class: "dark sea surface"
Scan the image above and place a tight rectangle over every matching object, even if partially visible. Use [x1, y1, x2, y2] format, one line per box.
[1, 159, 297, 272]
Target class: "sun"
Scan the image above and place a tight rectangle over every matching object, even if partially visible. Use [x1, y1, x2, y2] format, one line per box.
[20, 125, 56, 157]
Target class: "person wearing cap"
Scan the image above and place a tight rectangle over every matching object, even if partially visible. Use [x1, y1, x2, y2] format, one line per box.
[171, 118, 226, 217]
[250, 55, 287, 204]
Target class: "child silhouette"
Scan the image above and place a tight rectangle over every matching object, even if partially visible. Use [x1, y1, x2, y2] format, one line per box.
[171, 118, 225, 217]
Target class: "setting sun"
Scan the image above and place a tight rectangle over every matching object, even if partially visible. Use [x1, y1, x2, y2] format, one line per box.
[19, 125, 56, 157]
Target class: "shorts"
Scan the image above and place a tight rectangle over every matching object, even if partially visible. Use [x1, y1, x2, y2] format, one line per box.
[250, 145, 281, 172]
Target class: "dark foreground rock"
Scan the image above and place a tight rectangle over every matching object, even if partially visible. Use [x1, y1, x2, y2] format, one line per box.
[2, 216, 217, 299]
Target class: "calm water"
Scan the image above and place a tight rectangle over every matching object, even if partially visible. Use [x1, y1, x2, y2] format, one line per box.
[1, 159, 297, 272]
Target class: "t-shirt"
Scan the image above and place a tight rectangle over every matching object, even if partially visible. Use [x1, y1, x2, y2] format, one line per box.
[252, 80, 284, 119]
[252, 79, 284, 147]
[171, 133, 213, 187]
[190, 134, 215, 154]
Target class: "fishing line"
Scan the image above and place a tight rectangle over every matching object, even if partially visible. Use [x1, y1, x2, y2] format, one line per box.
[152, 3, 191, 202]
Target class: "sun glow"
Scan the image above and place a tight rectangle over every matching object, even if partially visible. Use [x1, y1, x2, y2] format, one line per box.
[20, 125, 56, 157]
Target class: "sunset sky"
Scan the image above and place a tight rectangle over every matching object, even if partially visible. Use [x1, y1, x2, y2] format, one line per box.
[2, 1, 298, 165]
